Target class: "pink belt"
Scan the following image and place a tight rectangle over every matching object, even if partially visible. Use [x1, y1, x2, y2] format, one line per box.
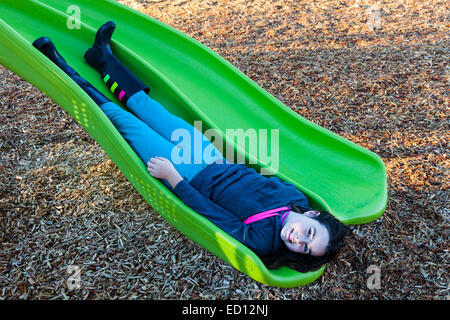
[243, 206, 290, 225]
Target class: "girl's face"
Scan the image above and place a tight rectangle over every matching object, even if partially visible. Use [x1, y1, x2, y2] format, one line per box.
[280, 211, 330, 256]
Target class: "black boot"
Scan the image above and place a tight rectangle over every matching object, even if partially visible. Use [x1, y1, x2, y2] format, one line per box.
[84, 21, 149, 106]
[32, 37, 111, 106]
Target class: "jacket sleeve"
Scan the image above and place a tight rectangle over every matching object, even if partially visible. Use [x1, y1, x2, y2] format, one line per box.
[173, 180, 273, 256]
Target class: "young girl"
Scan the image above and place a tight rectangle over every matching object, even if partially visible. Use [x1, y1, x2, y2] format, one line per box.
[33, 21, 347, 273]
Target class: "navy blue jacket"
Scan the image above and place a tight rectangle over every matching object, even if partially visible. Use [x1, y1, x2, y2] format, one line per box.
[173, 162, 312, 257]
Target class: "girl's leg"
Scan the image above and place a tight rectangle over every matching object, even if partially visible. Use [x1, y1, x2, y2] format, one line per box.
[126, 91, 224, 165]
[99, 101, 208, 183]
[32, 36, 206, 184]
[84, 21, 149, 107]
[84, 21, 224, 167]
[32, 37, 111, 106]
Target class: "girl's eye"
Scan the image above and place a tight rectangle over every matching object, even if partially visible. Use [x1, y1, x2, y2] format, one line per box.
[309, 227, 315, 239]
[307, 228, 312, 237]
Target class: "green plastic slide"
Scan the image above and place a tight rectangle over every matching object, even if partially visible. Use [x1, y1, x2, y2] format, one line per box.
[0, 0, 387, 287]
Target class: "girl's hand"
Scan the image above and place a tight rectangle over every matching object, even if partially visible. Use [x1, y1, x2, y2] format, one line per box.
[147, 157, 183, 188]
[147, 157, 175, 179]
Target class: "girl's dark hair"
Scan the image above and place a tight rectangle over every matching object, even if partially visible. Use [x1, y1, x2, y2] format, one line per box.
[261, 204, 349, 273]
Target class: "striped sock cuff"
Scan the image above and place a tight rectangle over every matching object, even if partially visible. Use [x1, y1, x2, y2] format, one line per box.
[103, 73, 130, 105]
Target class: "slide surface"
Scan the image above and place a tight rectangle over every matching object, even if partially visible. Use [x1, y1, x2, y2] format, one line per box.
[0, 0, 387, 287]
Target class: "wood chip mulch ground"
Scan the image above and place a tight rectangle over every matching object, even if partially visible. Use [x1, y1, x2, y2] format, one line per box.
[0, 0, 448, 299]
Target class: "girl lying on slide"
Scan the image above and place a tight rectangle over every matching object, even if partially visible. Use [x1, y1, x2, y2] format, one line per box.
[32, 21, 348, 272]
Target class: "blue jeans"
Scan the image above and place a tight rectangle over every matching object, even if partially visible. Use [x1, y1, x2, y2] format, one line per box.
[99, 91, 224, 183]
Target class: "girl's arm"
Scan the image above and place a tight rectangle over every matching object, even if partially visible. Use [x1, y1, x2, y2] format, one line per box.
[147, 157, 183, 188]
[172, 179, 273, 256]
[147, 157, 273, 256]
